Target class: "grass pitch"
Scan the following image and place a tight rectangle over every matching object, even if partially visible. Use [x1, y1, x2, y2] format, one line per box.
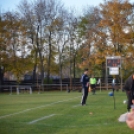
[0, 90, 133, 134]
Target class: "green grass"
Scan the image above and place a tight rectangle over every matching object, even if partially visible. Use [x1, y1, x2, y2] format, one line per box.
[0, 90, 133, 134]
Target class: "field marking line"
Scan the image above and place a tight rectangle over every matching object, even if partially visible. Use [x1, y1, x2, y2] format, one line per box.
[28, 114, 56, 124]
[72, 104, 81, 108]
[0, 96, 81, 119]
[29, 122, 115, 128]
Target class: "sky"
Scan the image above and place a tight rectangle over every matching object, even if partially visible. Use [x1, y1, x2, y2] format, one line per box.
[0, 0, 134, 14]
[0, 0, 105, 11]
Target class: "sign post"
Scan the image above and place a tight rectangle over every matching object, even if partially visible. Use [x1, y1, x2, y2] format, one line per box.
[106, 56, 121, 90]
[106, 56, 122, 110]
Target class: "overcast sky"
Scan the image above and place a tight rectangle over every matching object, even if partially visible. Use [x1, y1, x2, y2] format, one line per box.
[0, 0, 134, 14]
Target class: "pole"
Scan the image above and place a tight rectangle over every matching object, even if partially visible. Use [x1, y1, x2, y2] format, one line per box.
[120, 58, 122, 91]
[113, 88, 116, 109]
[100, 79, 101, 92]
[106, 57, 108, 90]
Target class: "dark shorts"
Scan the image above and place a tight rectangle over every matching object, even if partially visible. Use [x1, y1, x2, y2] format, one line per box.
[90, 84, 96, 89]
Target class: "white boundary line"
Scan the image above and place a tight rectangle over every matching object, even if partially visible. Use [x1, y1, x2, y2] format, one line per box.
[72, 104, 81, 108]
[28, 114, 56, 124]
[30, 122, 115, 128]
[0, 96, 81, 119]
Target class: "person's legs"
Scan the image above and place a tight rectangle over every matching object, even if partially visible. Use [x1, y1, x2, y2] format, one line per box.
[81, 87, 88, 105]
[93, 84, 96, 94]
[84, 87, 88, 104]
[81, 88, 86, 105]
[91, 84, 96, 95]
[126, 91, 132, 111]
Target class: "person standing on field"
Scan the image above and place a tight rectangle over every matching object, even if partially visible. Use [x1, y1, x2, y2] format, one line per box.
[80, 68, 89, 106]
[89, 75, 97, 95]
[123, 73, 134, 112]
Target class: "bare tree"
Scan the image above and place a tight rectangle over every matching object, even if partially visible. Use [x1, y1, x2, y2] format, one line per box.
[18, 0, 38, 85]
[18, 0, 67, 87]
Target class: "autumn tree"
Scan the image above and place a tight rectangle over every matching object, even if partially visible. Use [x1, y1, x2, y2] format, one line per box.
[0, 11, 32, 83]
[98, 0, 134, 78]
[0, 12, 7, 87]
[77, 6, 102, 75]
[78, 0, 134, 78]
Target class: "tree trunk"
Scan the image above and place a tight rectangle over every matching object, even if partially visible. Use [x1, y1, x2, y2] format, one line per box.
[0, 68, 4, 92]
[32, 37, 38, 86]
[73, 56, 76, 90]
[36, 25, 44, 89]
[59, 54, 63, 91]
[46, 31, 52, 84]
[59, 64, 63, 91]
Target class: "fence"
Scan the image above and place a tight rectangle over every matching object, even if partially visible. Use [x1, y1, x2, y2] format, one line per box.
[0, 84, 70, 94]
[0, 77, 124, 93]
[0, 85, 32, 94]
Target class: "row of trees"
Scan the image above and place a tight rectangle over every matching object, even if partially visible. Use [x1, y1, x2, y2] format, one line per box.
[79, 0, 134, 78]
[0, 0, 134, 88]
